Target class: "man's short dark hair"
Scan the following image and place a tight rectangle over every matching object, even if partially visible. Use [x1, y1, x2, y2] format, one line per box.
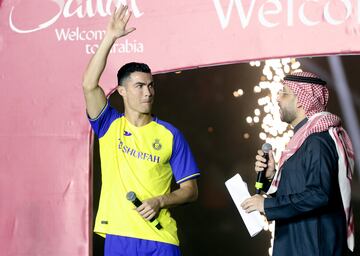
[117, 62, 151, 85]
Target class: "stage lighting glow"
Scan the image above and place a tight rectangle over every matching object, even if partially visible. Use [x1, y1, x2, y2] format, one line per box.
[259, 132, 267, 140]
[254, 85, 261, 93]
[250, 61, 261, 67]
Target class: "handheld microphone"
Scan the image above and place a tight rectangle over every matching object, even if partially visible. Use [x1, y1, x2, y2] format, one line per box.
[255, 143, 272, 194]
[126, 191, 162, 230]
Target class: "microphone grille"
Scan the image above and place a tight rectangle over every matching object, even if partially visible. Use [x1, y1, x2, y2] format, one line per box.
[126, 191, 136, 202]
[262, 143, 272, 153]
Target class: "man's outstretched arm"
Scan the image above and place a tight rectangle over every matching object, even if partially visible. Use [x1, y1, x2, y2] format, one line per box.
[82, 5, 135, 119]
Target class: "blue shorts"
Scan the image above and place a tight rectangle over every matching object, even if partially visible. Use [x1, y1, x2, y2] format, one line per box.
[104, 234, 181, 256]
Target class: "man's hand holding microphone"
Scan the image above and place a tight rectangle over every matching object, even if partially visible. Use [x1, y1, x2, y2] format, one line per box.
[241, 143, 276, 214]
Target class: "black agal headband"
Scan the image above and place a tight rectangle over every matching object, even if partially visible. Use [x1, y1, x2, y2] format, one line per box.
[284, 74, 327, 86]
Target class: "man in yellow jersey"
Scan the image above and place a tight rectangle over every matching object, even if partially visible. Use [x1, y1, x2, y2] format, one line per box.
[82, 5, 200, 256]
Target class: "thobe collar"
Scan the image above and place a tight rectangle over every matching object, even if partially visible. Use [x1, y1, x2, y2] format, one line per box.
[293, 118, 308, 134]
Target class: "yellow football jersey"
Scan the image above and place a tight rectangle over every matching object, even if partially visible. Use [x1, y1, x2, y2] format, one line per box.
[89, 102, 200, 245]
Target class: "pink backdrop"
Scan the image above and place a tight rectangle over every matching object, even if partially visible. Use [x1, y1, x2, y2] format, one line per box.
[1, 0, 360, 255]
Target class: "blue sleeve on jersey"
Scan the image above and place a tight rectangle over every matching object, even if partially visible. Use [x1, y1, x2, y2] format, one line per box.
[170, 129, 200, 184]
[87, 101, 122, 138]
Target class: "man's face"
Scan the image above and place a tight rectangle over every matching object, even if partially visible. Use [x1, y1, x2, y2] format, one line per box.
[118, 72, 155, 114]
[277, 85, 298, 124]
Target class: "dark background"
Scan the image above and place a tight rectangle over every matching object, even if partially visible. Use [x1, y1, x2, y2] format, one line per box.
[92, 56, 360, 255]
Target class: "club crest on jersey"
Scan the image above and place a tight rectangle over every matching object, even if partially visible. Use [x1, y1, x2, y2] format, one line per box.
[152, 139, 162, 150]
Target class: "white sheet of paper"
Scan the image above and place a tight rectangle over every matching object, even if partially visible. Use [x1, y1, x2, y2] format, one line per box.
[225, 173, 265, 237]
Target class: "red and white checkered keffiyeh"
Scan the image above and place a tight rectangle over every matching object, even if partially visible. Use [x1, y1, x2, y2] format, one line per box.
[267, 71, 354, 251]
